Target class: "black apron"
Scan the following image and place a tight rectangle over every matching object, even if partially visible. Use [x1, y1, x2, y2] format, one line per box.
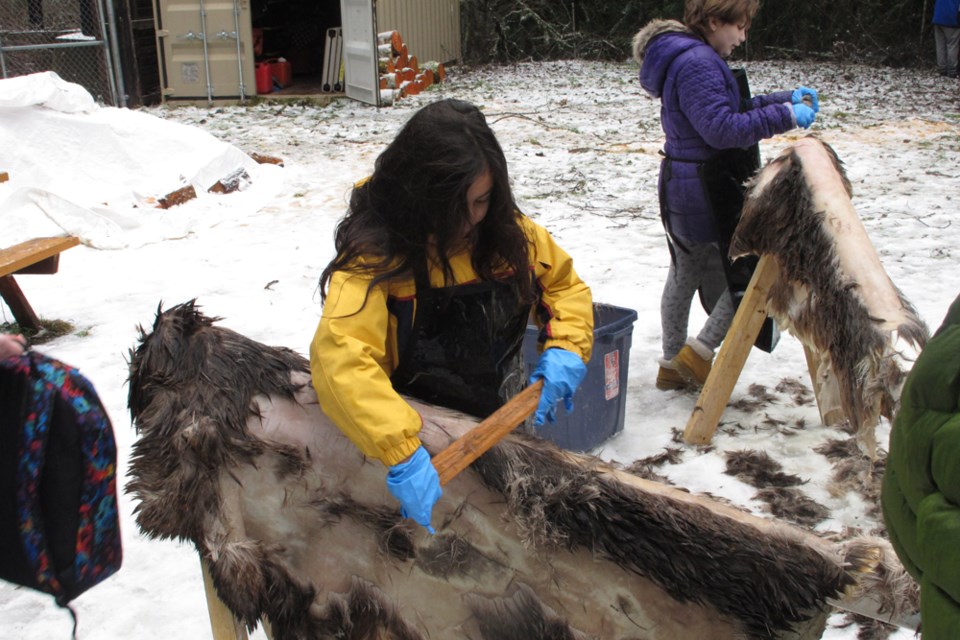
[695, 67, 779, 353]
[390, 270, 530, 418]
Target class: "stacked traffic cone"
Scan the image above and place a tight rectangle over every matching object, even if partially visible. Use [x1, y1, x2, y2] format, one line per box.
[376, 30, 446, 105]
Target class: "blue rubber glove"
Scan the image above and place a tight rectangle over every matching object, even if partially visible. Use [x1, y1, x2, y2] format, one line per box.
[792, 103, 816, 129]
[791, 86, 819, 112]
[529, 347, 588, 426]
[386, 445, 442, 534]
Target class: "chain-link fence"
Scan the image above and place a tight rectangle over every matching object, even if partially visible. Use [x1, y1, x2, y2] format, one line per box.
[0, 0, 121, 105]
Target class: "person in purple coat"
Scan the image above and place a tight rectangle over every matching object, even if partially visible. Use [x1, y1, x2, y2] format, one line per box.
[632, 0, 818, 391]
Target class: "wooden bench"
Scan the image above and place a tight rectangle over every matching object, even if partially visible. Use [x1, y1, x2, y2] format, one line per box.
[0, 236, 80, 332]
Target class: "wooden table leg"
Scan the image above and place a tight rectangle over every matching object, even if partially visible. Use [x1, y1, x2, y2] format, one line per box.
[0, 275, 41, 331]
[683, 254, 779, 445]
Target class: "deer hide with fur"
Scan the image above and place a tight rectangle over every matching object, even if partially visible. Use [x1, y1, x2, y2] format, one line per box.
[127, 300, 912, 639]
[732, 137, 928, 456]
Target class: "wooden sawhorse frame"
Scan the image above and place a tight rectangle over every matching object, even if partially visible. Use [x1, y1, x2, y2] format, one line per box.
[0, 236, 80, 332]
[201, 558, 273, 639]
[683, 254, 840, 445]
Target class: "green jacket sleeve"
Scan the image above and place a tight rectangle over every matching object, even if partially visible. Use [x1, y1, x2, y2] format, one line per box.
[882, 293, 960, 638]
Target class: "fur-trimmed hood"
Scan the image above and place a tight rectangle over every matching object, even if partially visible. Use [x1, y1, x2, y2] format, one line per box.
[633, 19, 705, 101]
[632, 19, 693, 64]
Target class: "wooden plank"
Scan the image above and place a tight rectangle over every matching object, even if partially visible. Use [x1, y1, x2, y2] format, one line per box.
[200, 557, 249, 640]
[433, 380, 543, 485]
[0, 276, 41, 331]
[0, 237, 79, 331]
[683, 254, 779, 445]
[0, 236, 80, 278]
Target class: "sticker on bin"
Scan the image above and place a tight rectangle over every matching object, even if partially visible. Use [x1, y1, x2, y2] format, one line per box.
[603, 350, 620, 400]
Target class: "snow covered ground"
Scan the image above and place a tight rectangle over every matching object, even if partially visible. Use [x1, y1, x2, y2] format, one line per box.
[1, 59, 958, 639]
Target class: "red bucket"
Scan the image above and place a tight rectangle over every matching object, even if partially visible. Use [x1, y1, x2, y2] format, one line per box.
[255, 62, 272, 94]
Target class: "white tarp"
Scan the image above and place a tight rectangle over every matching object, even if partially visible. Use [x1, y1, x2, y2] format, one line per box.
[0, 72, 284, 249]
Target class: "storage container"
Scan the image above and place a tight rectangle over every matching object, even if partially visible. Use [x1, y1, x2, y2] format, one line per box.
[271, 59, 292, 88]
[255, 62, 272, 94]
[522, 303, 638, 452]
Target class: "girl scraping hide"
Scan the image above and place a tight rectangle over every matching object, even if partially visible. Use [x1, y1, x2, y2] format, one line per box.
[309, 98, 595, 534]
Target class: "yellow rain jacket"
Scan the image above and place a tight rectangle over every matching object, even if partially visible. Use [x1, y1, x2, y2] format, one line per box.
[310, 214, 593, 466]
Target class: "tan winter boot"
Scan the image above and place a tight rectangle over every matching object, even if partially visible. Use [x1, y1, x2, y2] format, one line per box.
[672, 339, 714, 387]
[656, 365, 688, 391]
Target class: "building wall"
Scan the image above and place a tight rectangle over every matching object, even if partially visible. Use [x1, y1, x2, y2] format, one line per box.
[376, 0, 460, 65]
[149, 0, 460, 103]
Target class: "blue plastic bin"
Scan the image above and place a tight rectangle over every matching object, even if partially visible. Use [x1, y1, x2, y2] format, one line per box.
[522, 303, 638, 451]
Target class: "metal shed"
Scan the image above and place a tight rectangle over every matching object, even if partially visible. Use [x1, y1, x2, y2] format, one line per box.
[153, 0, 460, 106]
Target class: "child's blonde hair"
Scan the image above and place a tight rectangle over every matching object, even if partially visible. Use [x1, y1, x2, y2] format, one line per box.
[684, 0, 760, 39]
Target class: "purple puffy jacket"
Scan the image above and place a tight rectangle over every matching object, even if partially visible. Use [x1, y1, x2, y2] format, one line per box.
[634, 20, 794, 243]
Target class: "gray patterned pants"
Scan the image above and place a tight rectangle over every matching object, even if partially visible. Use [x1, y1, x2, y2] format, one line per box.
[660, 239, 735, 360]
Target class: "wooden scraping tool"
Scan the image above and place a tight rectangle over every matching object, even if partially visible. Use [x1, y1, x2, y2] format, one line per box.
[431, 380, 543, 485]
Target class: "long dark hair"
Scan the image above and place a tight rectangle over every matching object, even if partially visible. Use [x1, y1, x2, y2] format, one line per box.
[319, 98, 534, 307]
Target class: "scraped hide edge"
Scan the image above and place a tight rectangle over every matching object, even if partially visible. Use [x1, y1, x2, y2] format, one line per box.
[733, 137, 928, 455]
[126, 301, 900, 639]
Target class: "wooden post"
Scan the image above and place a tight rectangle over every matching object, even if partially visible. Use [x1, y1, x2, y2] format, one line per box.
[200, 557, 249, 640]
[0, 276, 42, 332]
[683, 254, 779, 445]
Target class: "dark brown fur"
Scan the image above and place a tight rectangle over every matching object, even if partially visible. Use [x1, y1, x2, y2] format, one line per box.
[465, 583, 594, 640]
[310, 577, 425, 640]
[473, 439, 853, 638]
[416, 531, 493, 580]
[725, 449, 805, 488]
[755, 487, 831, 528]
[623, 447, 682, 483]
[308, 494, 417, 561]
[126, 300, 310, 542]
[814, 436, 887, 528]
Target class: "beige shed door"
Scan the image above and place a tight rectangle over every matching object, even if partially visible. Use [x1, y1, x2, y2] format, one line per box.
[157, 0, 256, 100]
[340, 0, 380, 106]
